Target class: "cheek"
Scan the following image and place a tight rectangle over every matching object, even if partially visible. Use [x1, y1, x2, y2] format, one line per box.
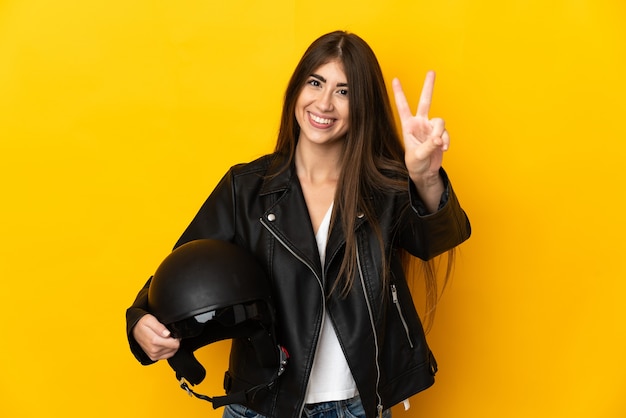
[293, 98, 305, 122]
[339, 102, 350, 124]
[294, 93, 310, 116]
[340, 123, 350, 135]
[294, 106, 305, 127]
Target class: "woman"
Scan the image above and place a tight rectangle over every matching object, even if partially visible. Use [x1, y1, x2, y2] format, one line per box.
[126, 30, 471, 418]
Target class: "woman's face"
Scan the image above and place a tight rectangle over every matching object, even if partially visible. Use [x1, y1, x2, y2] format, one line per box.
[294, 59, 349, 147]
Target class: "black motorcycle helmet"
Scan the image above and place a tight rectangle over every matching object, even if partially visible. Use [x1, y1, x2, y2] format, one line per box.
[148, 239, 288, 408]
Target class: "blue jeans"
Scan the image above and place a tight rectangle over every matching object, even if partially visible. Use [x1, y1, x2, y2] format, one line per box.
[222, 396, 392, 418]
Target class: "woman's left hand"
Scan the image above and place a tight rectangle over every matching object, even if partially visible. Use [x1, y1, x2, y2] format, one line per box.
[392, 71, 448, 184]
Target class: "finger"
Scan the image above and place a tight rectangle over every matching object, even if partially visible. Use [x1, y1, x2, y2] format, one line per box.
[151, 325, 171, 338]
[155, 335, 181, 350]
[147, 329, 180, 360]
[412, 135, 444, 162]
[147, 338, 180, 361]
[430, 117, 445, 138]
[441, 130, 450, 151]
[391, 78, 413, 121]
[429, 119, 448, 150]
[142, 314, 172, 338]
[416, 71, 436, 118]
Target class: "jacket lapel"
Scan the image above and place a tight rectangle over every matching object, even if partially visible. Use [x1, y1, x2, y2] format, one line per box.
[258, 154, 369, 283]
[259, 156, 323, 279]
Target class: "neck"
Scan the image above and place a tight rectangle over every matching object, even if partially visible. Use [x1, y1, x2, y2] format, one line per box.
[294, 142, 342, 184]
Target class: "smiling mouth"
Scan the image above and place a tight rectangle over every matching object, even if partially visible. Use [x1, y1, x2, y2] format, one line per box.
[309, 112, 335, 126]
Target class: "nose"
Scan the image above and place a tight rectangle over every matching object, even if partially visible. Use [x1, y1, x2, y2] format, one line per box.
[316, 89, 334, 112]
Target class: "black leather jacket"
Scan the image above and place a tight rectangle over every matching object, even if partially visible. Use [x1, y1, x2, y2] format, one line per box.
[126, 153, 471, 418]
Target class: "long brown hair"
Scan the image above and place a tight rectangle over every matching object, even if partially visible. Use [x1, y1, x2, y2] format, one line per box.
[274, 31, 450, 329]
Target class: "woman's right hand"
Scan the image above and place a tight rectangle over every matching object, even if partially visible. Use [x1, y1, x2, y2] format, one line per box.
[132, 313, 180, 361]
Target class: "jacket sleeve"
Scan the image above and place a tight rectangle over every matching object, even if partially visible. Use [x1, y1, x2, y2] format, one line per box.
[125, 167, 239, 364]
[125, 278, 155, 365]
[400, 167, 471, 260]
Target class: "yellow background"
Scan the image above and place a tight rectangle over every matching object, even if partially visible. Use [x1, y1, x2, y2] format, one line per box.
[1, 0, 625, 417]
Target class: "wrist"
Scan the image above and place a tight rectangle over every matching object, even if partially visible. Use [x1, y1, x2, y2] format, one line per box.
[410, 171, 444, 214]
[410, 170, 442, 190]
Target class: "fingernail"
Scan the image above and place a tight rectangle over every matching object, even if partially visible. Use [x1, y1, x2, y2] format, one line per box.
[162, 329, 171, 337]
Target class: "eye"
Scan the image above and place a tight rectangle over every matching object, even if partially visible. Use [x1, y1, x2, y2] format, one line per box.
[307, 79, 321, 87]
[338, 88, 348, 96]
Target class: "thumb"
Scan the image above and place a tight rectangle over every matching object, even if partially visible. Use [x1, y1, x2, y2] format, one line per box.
[143, 313, 172, 338]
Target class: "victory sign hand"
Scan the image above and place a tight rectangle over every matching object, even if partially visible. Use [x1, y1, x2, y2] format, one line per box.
[392, 71, 449, 184]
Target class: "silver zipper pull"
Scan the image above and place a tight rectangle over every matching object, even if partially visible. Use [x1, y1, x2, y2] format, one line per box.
[391, 284, 398, 303]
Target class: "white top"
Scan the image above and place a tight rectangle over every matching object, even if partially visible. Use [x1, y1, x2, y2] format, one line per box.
[304, 203, 359, 404]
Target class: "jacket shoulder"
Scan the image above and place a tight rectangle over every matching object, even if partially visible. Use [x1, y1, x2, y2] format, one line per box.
[229, 154, 280, 176]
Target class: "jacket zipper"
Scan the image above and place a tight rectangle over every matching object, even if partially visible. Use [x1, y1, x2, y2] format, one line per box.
[390, 284, 414, 348]
[356, 244, 384, 417]
[260, 218, 326, 418]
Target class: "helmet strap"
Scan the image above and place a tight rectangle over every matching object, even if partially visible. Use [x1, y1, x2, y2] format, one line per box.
[175, 345, 289, 409]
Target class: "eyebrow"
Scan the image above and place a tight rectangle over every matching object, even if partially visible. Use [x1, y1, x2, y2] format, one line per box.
[310, 73, 348, 87]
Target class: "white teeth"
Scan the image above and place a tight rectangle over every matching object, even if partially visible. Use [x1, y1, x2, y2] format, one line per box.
[310, 113, 333, 125]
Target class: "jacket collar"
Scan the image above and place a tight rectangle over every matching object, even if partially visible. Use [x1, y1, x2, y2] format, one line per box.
[258, 153, 293, 197]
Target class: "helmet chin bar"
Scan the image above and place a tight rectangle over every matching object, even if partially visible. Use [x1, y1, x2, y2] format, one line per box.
[176, 345, 289, 409]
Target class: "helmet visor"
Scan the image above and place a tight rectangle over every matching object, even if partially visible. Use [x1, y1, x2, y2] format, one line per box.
[168, 301, 267, 339]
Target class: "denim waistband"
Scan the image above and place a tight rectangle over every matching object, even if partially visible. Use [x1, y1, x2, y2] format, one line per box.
[302, 395, 365, 418]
